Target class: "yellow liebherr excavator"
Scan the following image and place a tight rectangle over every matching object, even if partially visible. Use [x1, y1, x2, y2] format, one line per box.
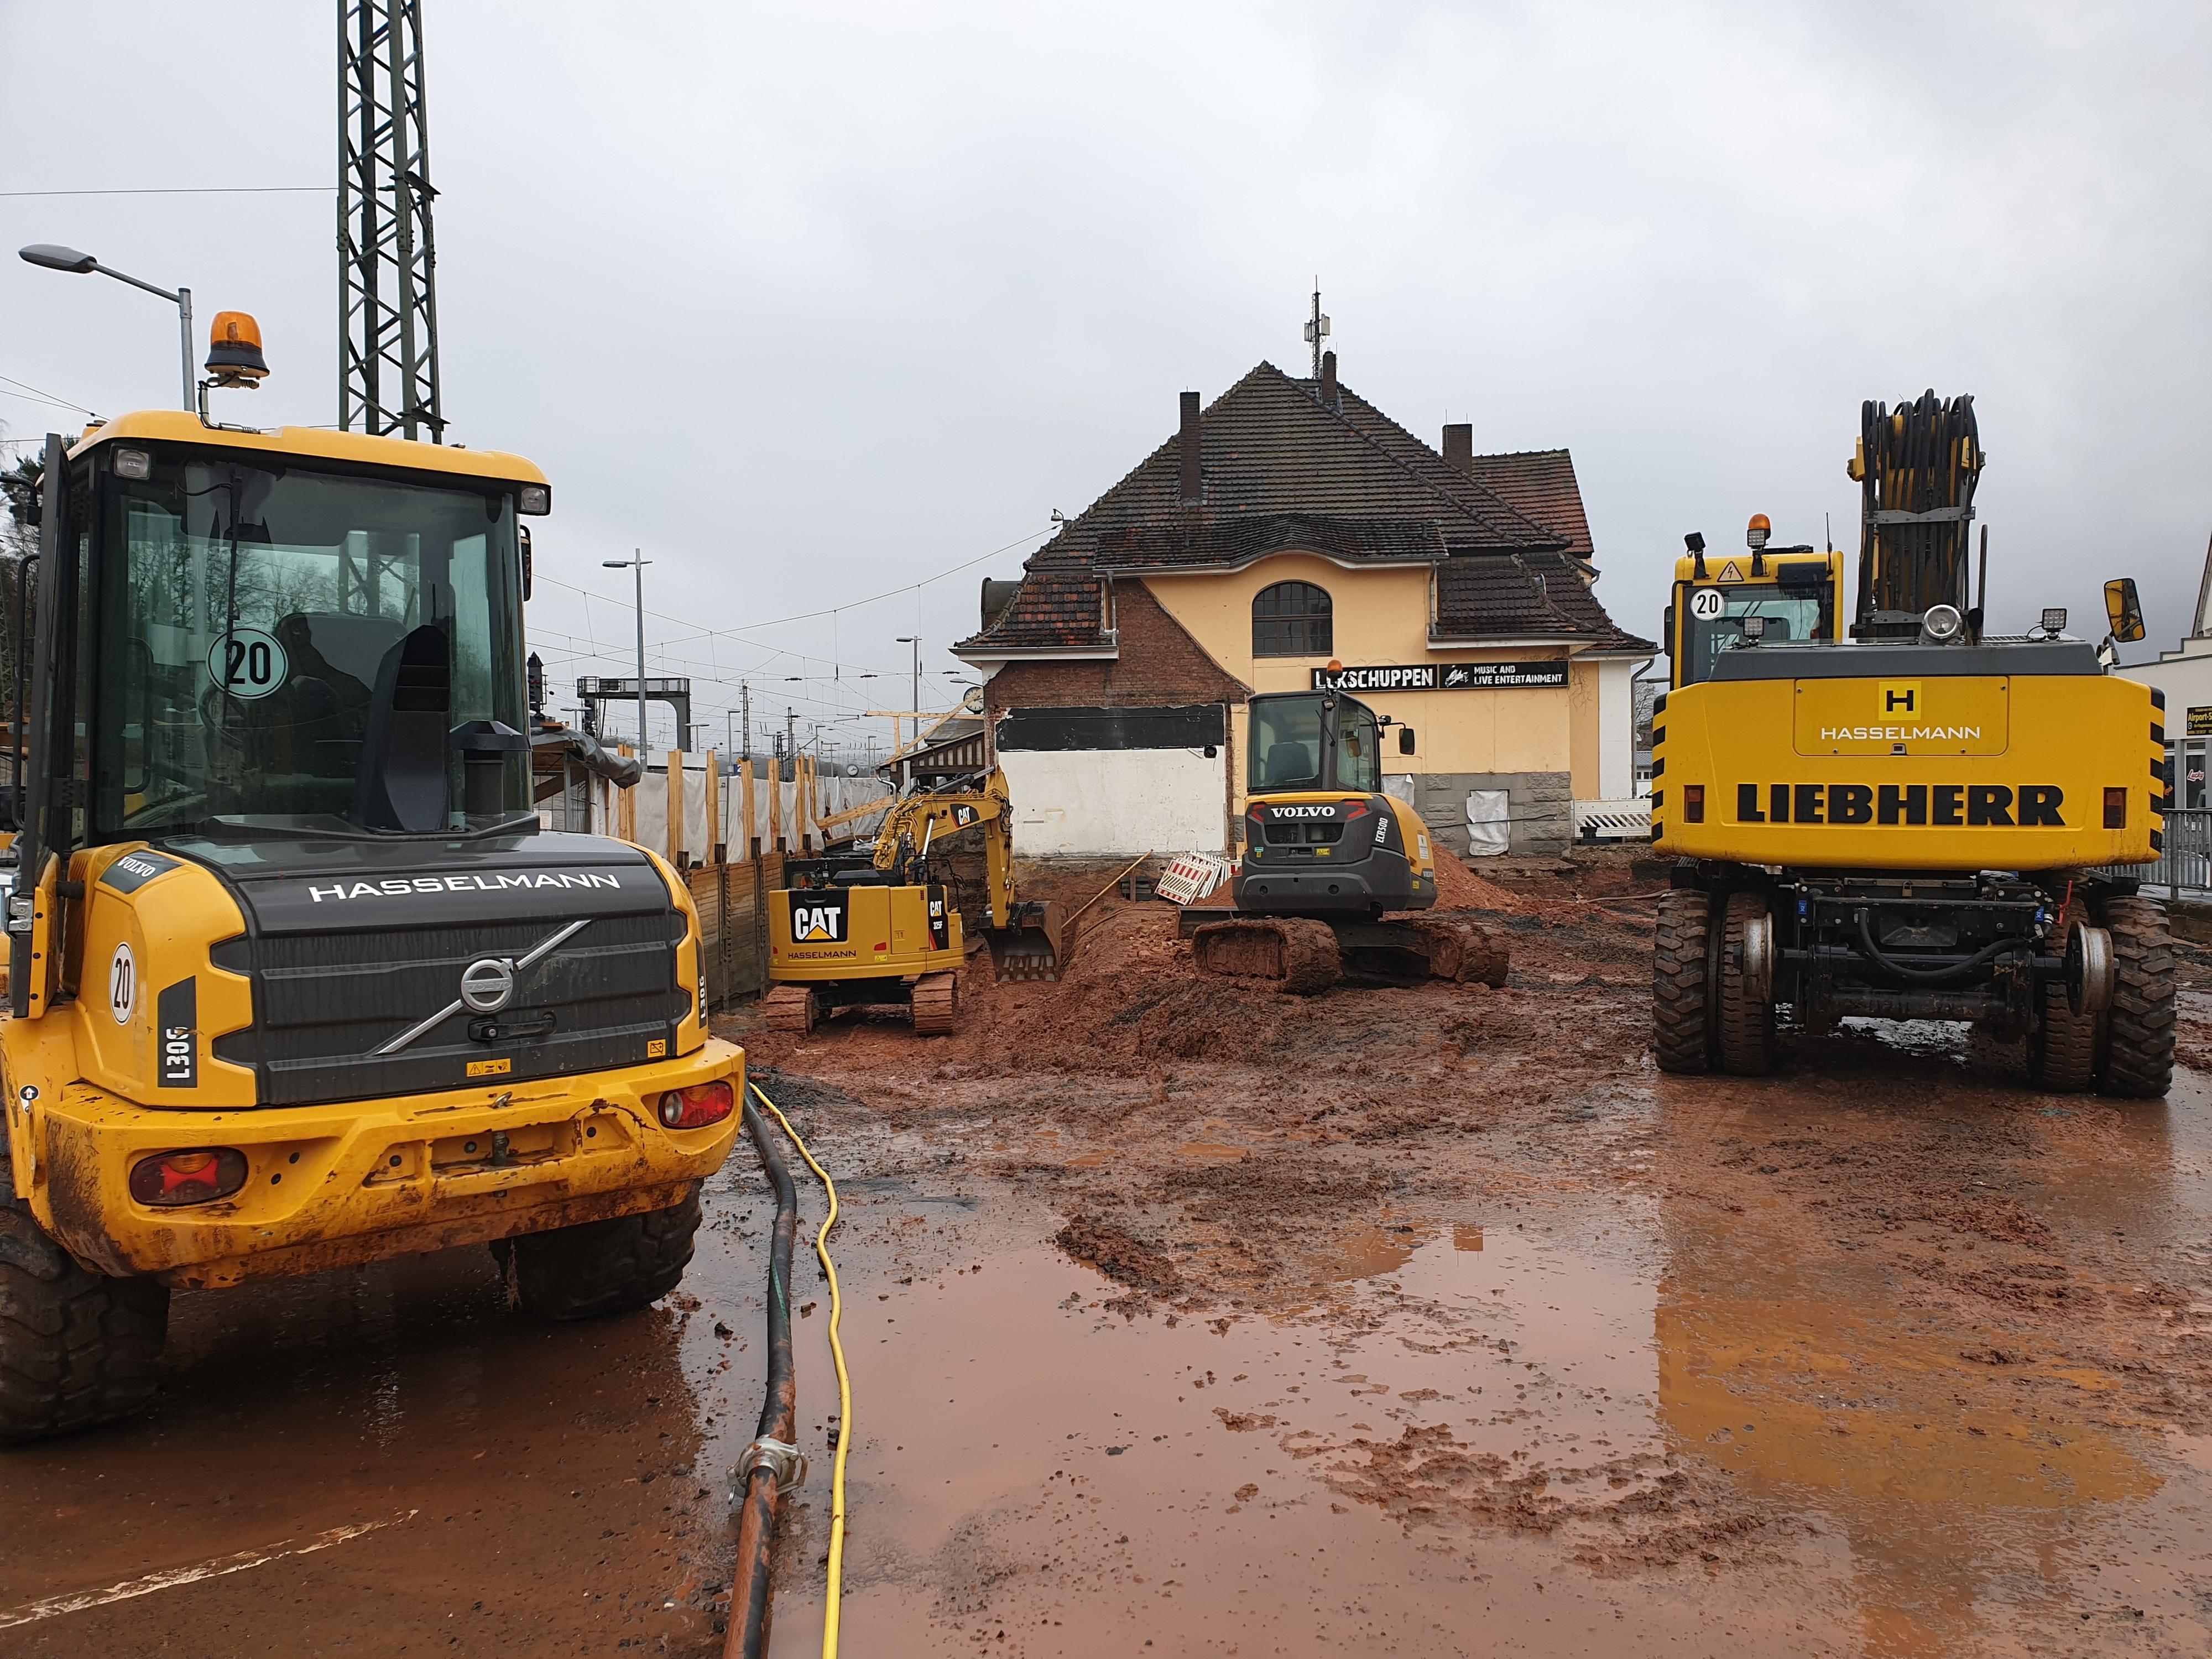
[764, 767, 1066, 1036]
[1653, 392, 2169, 1094]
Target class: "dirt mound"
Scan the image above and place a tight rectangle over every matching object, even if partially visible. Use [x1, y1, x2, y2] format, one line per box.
[1433, 854, 1528, 914]
[1053, 1215, 1181, 1292]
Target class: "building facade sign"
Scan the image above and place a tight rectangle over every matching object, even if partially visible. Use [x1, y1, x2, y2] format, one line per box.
[1312, 660, 1569, 693]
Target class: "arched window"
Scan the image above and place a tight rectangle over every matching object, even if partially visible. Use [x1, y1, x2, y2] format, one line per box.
[1252, 581, 1332, 656]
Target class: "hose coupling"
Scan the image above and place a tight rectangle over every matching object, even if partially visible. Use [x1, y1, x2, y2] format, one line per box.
[735, 1437, 808, 1498]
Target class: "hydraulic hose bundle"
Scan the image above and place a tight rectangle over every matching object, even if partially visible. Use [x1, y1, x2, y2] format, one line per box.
[1852, 390, 1983, 637]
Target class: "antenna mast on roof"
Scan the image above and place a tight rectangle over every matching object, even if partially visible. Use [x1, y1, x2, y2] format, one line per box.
[1303, 280, 1329, 381]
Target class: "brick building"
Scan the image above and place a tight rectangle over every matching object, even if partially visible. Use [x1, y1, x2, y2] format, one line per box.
[955, 357, 1653, 856]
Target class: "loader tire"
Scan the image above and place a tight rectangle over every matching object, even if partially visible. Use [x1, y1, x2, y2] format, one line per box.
[1652, 888, 1714, 1074]
[911, 971, 960, 1036]
[2027, 978, 2098, 1094]
[2096, 894, 2174, 1099]
[0, 1208, 168, 1443]
[502, 1188, 703, 1321]
[1715, 891, 1777, 1077]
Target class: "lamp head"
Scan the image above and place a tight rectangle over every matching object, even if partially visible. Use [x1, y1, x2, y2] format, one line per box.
[19, 243, 96, 274]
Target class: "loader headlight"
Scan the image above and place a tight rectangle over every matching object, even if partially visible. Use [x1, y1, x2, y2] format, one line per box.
[1920, 604, 1965, 643]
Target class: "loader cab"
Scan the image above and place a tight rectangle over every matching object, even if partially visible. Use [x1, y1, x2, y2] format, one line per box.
[1665, 524, 1845, 690]
[1248, 690, 1383, 795]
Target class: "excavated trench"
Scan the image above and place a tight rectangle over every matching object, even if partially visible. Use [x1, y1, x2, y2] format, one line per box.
[5, 853, 2212, 1656]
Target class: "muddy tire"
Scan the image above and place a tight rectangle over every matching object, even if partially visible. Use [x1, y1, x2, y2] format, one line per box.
[1715, 891, 1777, 1077]
[2027, 979, 2098, 1093]
[911, 971, 960, 1036]
[502, 1188, 703, 1321]
[2096, 894, 2175, 1099]
[763, 983, 819, 1036]
[0, 1208, 168, 1443]
[1191, 918, 1340, 995]
[1652, 889, 1714, 1074]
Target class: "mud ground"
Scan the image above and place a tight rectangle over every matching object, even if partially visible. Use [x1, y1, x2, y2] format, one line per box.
[6, 851, 2212, 1657]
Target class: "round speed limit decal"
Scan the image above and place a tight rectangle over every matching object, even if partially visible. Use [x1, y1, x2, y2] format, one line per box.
[1688, 588, 1726, 621]
[109, 942, 136, 1026]
[207, 627, 289, 700]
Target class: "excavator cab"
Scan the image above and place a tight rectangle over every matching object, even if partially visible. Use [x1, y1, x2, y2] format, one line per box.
[1665, 520, 1847, 690]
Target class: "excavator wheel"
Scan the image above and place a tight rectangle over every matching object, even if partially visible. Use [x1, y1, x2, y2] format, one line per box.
[2095, 894, 2175, 1099]
[1191, 917, 1340, 995]
[911, 971, 961, 1036]
[763, 983, 820, 1037]
[2027, 977, 2098, 1094]
[1651, 889, 1714, 1074]
[1407, 916, 1510, 988]
[1715, 891, 1777, 1076]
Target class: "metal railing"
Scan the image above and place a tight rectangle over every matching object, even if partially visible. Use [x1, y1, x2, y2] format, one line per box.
[2096, 806, 2212, 900]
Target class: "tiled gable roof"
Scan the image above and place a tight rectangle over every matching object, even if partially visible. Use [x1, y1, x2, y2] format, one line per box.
[958, 361, 1647, 656]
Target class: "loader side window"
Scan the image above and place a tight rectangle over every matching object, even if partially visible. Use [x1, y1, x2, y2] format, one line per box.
[1337, 702, 1380, 793]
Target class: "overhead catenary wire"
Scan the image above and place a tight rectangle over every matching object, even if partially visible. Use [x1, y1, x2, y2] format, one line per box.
[749, 1082, 852, 1659]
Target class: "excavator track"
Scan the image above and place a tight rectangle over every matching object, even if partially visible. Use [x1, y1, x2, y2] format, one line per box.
[764, 984, 820, 1036]
[1191, 917, 1342, 994]
[910, 971, 961, 1035]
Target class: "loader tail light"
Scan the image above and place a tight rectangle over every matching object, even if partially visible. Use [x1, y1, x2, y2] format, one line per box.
[128, 1148, 247, 1207]
[1683, 785, 1706, 823]
[658, 1080, 734, 1129]
[2105, 787, 2128, 829]
[1343, 800, 1369, 819]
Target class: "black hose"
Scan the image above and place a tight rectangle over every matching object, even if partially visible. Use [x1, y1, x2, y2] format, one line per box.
[726, 1098, 799, 1659]
[1854, 907, 2031, 984]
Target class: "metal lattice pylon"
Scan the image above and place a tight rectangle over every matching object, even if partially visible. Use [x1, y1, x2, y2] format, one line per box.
[338, 0, 445, 440]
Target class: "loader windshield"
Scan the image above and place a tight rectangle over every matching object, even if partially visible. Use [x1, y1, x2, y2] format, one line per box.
[90, 448, 526, 838]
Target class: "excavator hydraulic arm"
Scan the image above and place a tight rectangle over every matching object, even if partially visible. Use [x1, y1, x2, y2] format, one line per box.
[869, 768, 1069, 981]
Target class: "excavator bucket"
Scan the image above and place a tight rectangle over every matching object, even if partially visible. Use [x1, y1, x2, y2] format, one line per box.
[988, 900, 1069, 983]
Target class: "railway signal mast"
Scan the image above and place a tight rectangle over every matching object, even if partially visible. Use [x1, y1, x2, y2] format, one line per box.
[338, 0, 445, 440]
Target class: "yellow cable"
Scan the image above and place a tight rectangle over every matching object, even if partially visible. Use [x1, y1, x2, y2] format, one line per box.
[750, 1082, 850, 1659]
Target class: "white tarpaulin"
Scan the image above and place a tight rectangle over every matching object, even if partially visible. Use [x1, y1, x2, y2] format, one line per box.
[1466, 790, 1511, 858]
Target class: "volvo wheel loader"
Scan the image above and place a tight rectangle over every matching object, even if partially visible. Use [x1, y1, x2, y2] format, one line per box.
[1193, 685, 1508, 993]
[0, 322, 743, 1441]
[1652, 391, 2169, 1094]
[764, 766, 1066, 1036]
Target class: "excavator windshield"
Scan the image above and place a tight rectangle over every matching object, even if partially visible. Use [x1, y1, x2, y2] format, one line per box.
[88, 448, 526, 837]
[1672, 563, 1839, 689]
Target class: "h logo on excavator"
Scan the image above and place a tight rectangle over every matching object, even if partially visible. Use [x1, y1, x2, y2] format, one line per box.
[1881, 682, 1921, 716]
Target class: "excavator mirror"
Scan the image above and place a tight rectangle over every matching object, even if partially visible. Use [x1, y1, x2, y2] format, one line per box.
[2104, 577, 2146, 643]
[1398, 726, 1416, 754]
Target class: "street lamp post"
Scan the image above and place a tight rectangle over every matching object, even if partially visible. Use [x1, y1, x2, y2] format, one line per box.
[18, 243, 194, 411]
[895, 635, 921, 750]
[602, 550, 651, 754]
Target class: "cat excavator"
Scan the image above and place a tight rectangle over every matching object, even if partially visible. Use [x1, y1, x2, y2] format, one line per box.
[764, 767, 1066, 1036]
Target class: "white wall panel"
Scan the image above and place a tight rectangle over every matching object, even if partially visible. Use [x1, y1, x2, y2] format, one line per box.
[1000, 748, 1226, 857]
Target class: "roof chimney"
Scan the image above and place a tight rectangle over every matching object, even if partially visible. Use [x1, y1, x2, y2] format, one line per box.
[1178, 390, 1202, 504]
[1441, 422, 1473, 473]
[1319, 349, 1339, 410]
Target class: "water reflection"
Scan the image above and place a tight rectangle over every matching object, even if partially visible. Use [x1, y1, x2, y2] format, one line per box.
[1653, 1079, 2203, 1655]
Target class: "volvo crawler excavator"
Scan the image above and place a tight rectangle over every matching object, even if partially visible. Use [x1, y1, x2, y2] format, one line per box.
[1192, 685, 1508, 993]
[0, 325, 743, 1441]
[764, 767, 1066, 1036]
[1652, 392, 2169, 1094]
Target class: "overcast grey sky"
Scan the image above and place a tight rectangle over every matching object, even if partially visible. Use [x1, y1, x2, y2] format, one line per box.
[6, 2, 2209, 754]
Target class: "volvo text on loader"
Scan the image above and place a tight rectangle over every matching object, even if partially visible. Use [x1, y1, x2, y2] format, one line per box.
[1652, 391, 2168, 1094]
[1192, 684, 1508, 993]
[0, 317, 743, 1441]
[764, 766, 1067, 1036]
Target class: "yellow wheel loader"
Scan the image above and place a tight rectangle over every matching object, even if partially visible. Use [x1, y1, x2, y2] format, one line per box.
[0, 343, 742, 1441]
[1193, 685, 1508, 992]
[764, 766, 1066, 1036]
[1653, 392, 2169, 1094]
